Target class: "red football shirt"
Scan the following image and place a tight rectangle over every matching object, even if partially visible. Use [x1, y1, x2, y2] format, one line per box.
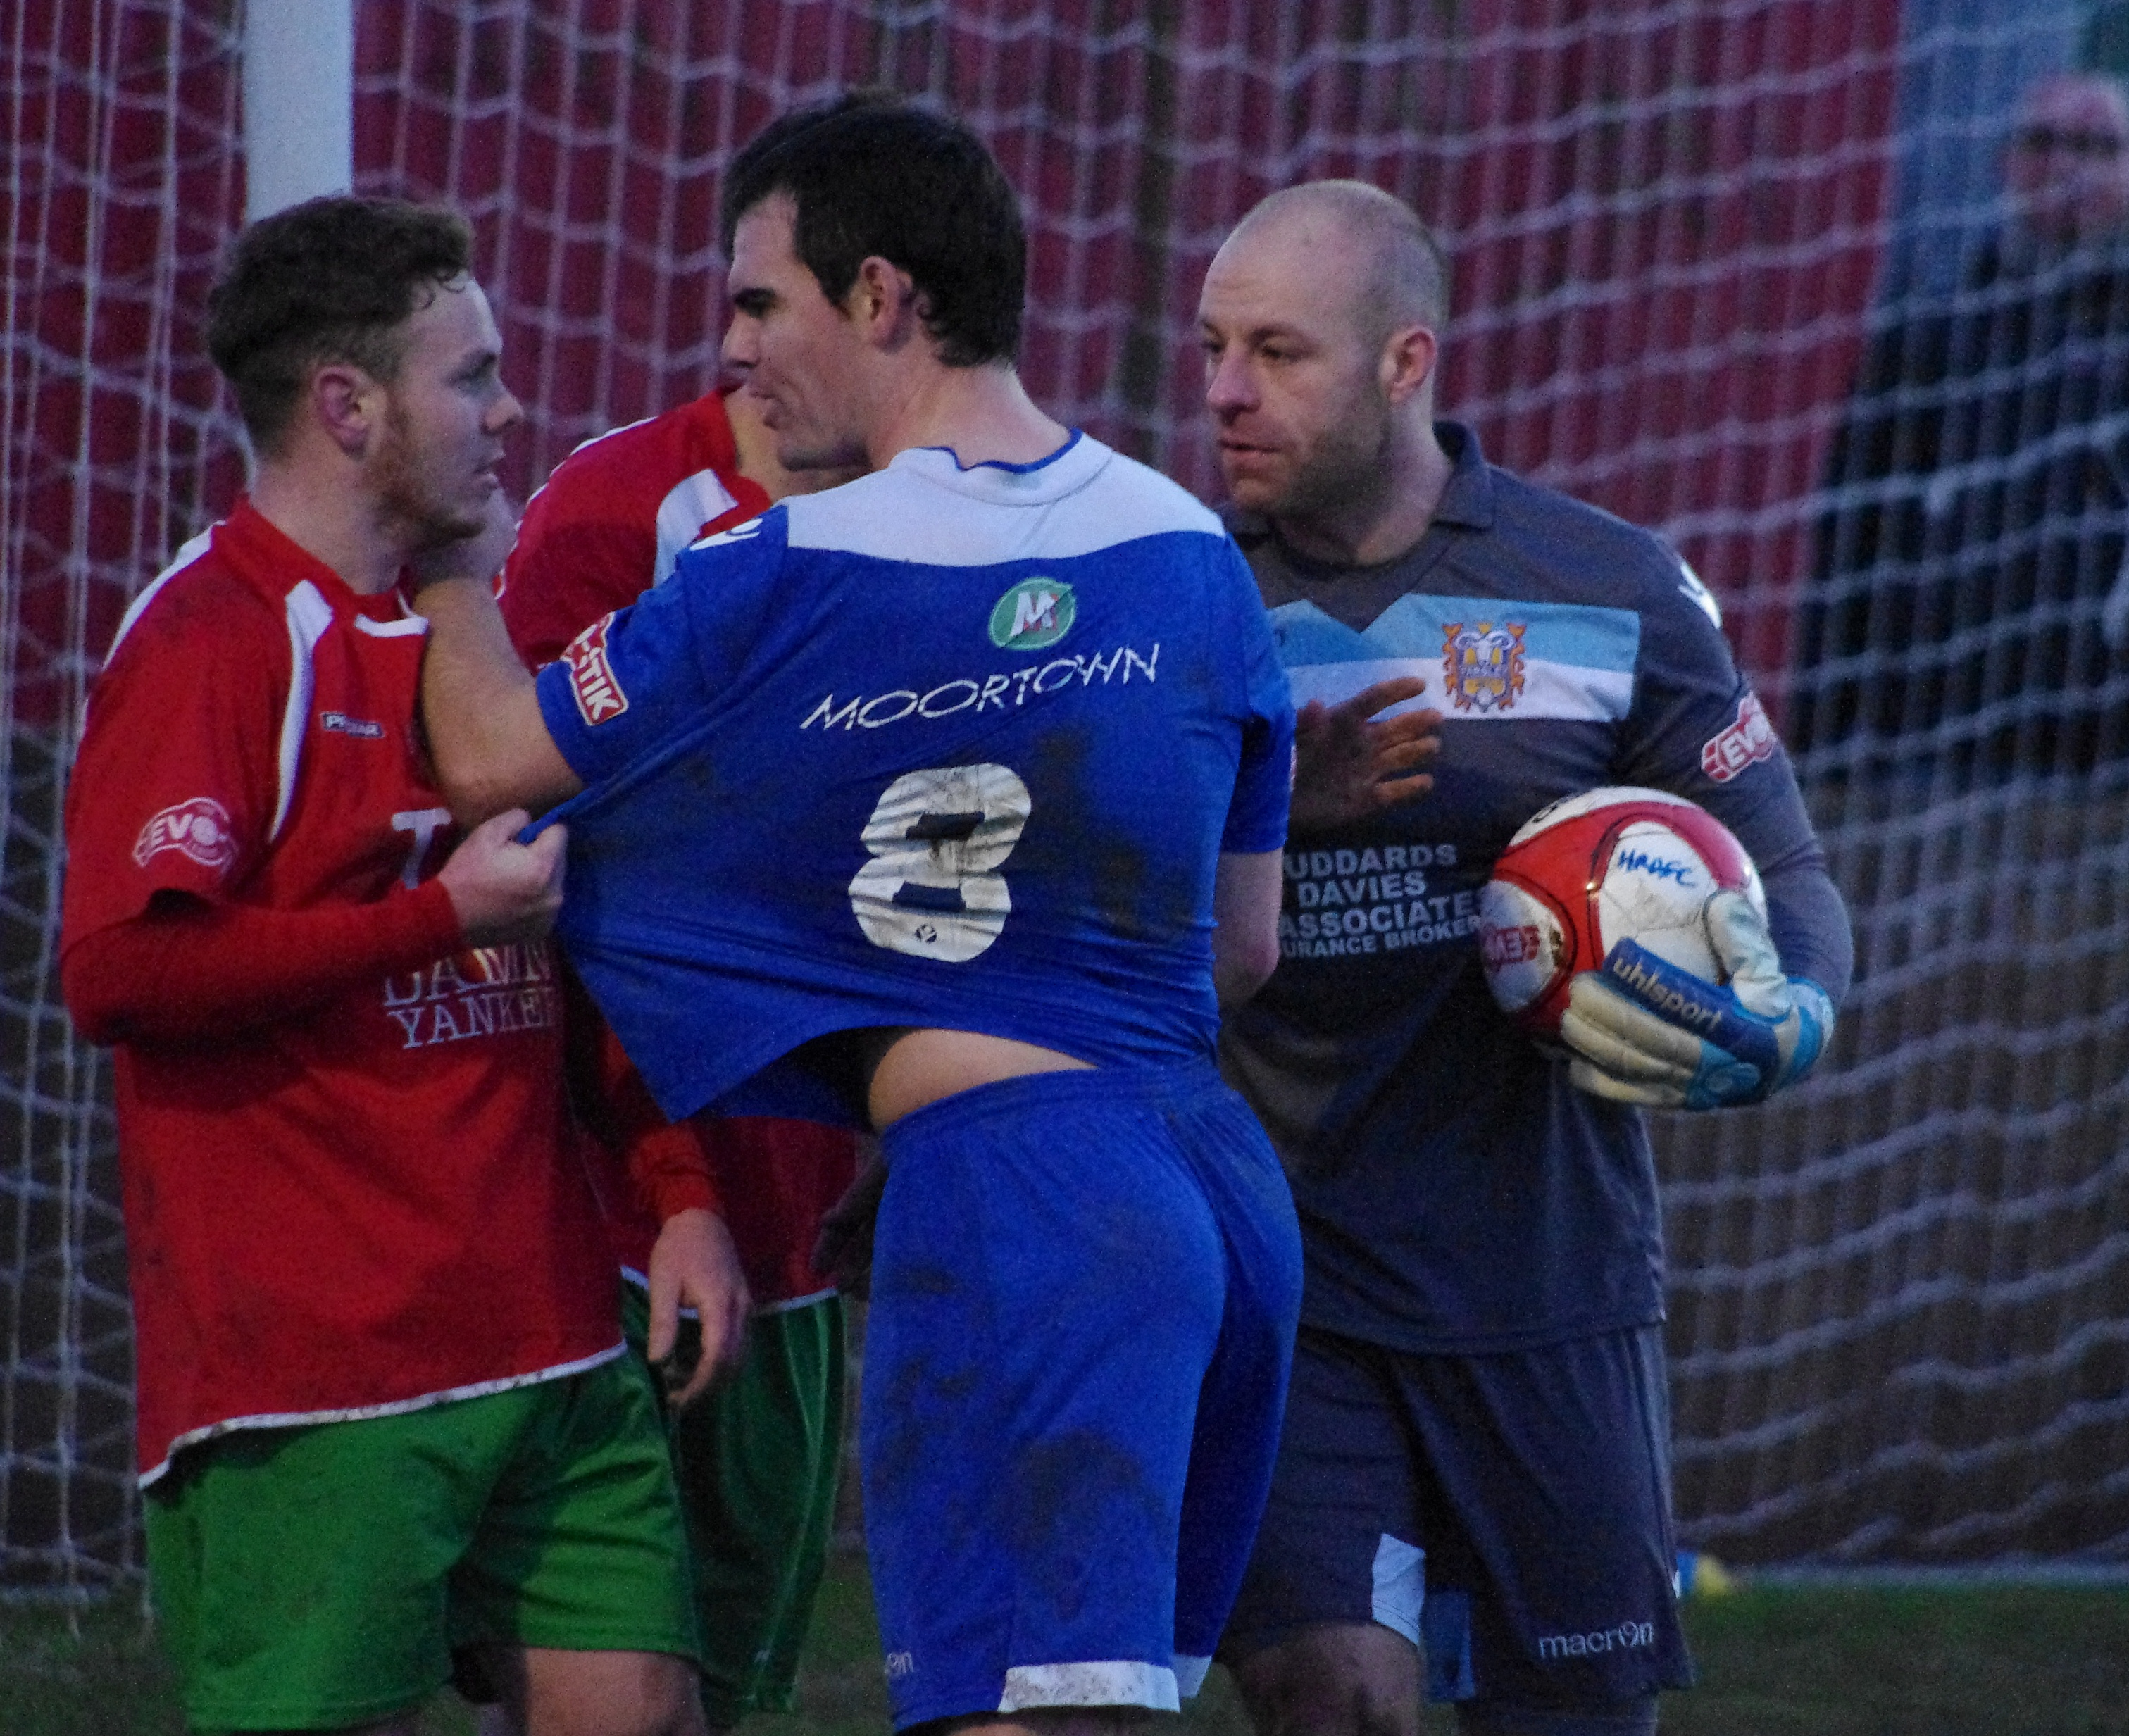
[501, 392, 856, 1304]
[63, 501, 620, 1482]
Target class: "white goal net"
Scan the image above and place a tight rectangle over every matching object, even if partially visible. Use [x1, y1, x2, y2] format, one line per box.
[3, 1, 247, 1597]
[4, 0, 2123, 1594]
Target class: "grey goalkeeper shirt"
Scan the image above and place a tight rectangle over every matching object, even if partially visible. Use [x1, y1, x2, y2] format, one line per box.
[1218, 421, 1852, 1354]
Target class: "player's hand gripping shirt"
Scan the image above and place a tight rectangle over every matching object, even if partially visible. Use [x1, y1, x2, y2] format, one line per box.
[501, 390, 854, 1301]
[61, 501, 620, 1482]
[1219, 423, 1852, 1355]
[532, 434, 1295, 1121]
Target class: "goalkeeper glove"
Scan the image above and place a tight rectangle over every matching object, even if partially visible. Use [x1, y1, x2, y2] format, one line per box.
[1557, 889, 1834, 1111]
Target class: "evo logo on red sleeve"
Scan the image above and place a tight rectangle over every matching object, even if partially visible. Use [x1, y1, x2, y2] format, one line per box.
[1701, 692, 1778, 782]
[132, 797, 237, 874]
[562, 613, 630, 725]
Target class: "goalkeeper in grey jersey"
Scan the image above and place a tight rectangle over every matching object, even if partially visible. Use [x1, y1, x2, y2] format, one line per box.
[1197, 182, 1852, 1736]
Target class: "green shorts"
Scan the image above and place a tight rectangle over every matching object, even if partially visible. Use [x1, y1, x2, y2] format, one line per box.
[623, 1282, 847, 1727]
[143, 1353, 699, 1732]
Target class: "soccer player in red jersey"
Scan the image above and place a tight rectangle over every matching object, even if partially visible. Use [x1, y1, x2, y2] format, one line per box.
[61, 195, 712, 1736]
[500, 382, 864, 1730]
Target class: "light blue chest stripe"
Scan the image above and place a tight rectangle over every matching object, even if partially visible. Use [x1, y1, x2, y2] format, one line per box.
[1282, 656, 1632, 723]
[1268, 595, 1641, 673]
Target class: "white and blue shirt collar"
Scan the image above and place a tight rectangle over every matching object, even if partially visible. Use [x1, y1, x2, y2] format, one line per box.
[889, 430, 1102, 504]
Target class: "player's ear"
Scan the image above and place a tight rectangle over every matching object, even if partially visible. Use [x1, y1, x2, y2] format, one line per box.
[310, 360, 382, 460]
[849, 255, 922, 350]
[1380, 323, 1437, 406]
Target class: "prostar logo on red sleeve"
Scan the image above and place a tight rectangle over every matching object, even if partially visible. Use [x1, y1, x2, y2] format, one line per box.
[562, 612, 630, 725]
[1701, 692, 1778, 782]
[132, 797, 238, 874]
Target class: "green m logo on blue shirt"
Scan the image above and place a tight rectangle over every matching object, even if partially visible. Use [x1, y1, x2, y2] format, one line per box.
[989, 578, 1075, 651]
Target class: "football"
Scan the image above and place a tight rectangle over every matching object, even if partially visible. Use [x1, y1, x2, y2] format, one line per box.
[1476, 786, 1766, 1041]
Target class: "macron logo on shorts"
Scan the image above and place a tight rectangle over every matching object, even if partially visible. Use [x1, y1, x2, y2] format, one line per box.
[133, 797, 237, 875]
[563, 612, 630, 725]
[1537, 1618, 1656, 1660]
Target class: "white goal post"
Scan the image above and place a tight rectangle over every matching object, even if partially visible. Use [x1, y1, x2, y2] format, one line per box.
[243, 0, 352, 222]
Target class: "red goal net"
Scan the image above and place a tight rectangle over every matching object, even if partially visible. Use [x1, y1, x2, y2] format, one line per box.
[7, 0, 2122, 1594]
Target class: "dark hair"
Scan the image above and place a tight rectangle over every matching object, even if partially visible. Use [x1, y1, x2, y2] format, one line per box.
[206, 195, 475, 452]
[721, 94, 1025, 367]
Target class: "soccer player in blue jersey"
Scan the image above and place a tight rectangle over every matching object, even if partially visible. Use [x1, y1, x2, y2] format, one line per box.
[411, 99, 1305, 1736]
[1197, 182, 1855, 1736]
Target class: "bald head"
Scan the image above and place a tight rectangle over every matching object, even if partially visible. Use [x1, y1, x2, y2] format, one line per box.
[1199, 181, 1452, 550]
[1221, 181, 1449, 346]
[2005, 73, 2129, 248]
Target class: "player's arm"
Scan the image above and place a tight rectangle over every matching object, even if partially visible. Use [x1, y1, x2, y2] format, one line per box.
[561, 967, 754, 1416]
[563, 1003, 751, 1405]
[1213, 849, 1285, 1006]
[65, 810, 565, 1044]
[1216, 551, 1301, 1008]
[417, 576, 580, 824]
[425, 497, 775, 828]
[66, 887, 456, 1044]
[413, 499, 583, 825]
[63, 575, 562, 1043]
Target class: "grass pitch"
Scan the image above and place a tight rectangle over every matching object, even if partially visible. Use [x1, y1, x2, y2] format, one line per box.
[6, 1560, 2128, 1734]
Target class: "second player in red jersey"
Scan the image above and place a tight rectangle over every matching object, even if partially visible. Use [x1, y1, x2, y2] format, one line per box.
[501, 385, 858, 1317]
[500, 382, 861, 1731]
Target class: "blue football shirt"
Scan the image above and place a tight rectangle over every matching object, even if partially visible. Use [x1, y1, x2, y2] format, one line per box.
[533, 434, 1294, 1123]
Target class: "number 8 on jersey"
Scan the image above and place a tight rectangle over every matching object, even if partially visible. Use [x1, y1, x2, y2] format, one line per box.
[849, 763, 1032, 962]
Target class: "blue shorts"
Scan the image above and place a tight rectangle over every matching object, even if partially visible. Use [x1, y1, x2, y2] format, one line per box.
[863, 1061, 1301, 1730]
[1220, 1323, 1694, 1715]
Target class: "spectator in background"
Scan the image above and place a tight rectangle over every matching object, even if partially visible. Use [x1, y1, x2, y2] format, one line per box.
[1797, 70, 2129, 788]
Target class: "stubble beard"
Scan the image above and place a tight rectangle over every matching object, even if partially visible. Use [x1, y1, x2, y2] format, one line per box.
[374, 399, 486, 551]
[1260, 388, 1398, 539]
